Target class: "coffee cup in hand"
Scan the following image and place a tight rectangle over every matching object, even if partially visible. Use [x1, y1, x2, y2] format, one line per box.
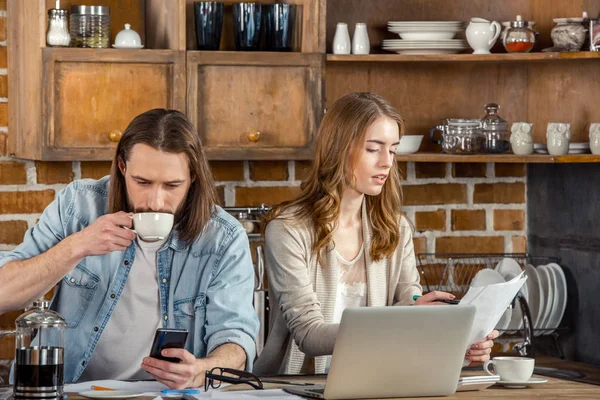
[129, 212, 174, 241]
[483, 356, 535, 382]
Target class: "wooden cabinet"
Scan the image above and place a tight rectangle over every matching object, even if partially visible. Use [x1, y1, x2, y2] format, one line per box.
[8, 0, 324, 161]
[187, 52, 323, 159]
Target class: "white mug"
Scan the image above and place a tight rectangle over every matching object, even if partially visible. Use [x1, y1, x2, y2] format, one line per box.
[546, 122, 571, 155]
[129, 212, 174, 241]
[484, 356, 535, 382]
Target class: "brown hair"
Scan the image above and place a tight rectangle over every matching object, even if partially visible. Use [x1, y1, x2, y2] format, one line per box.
[265, 92, 405, 264]
[108, 109, 219, 244]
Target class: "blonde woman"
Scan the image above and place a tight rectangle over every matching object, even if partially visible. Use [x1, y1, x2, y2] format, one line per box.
[253, 93, 498, 375]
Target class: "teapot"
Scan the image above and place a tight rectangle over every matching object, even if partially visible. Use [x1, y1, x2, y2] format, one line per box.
[466, 18, 501, 54]
[546, 123, 571, 155]
[510, 122, 534, 155]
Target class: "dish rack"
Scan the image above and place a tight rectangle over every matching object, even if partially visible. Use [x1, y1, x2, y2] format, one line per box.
[417, 253, 566, 358]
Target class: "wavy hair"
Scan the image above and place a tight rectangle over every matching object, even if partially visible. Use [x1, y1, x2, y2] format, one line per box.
[265, 92, 405, 264]
[108, 109, 219, 244]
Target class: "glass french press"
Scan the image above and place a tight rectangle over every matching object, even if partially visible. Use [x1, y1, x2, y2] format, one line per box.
[0, 300, 67, 399]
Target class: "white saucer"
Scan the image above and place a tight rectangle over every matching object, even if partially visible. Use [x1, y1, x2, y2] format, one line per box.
[79, 391, 144, 399]
[112, 44, 144, 49]
[496, 377, 548, 388]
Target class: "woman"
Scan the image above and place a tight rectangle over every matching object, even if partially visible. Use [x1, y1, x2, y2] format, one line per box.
[253, 92, 498, 375]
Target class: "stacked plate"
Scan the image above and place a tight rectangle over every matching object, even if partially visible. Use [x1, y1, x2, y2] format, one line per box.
[490, 258, 567, 336]
[384, 21, 469, 55]
[534, 142, 590, 154]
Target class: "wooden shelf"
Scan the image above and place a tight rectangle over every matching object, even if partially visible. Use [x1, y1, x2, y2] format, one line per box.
[395, 153, 600, 163]
[327, 51, 600, 63]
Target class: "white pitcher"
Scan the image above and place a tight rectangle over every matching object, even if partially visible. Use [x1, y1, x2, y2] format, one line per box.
[466, 18, 501, 54]
[510, 122, 534, 155]
[546, 123, 571, 155]
[333, 22, 351, 55]
[590, 123, 600, 155]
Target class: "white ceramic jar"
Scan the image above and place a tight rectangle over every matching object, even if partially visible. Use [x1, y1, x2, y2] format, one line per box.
[510, 122, 534, 155]
[352, 23, 370, 55]
[546, 123, 571, 155]
[333, 22, 351, 54]
[46, 9, 71, 47]
[589, 123, 600, 155]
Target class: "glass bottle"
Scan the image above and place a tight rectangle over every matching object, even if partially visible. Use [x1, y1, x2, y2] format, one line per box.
[70, 5, 111, 48]
[46, 8, 71, 47]
[503, 15, 535, 53]
[481, 103, 510, 153]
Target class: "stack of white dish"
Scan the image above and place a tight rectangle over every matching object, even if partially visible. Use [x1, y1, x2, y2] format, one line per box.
[384, 21, 468, 55]
[472, 258, 567, 336]
[534, 142, 590, 154]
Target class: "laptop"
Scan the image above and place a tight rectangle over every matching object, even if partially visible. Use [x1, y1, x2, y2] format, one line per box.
[284, 305, 476, 399]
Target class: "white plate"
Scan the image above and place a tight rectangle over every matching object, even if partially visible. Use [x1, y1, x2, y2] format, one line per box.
[496, 377, 548, 388]
[385, 49, 466, 55]
[388, 21, 466, 25]
[570, 142, 590, 149]
[545, 263, 567, 334]
[112, 44, 144, 49]
[542, 265, 560, 335]
[79, 391, 144, 399]
[535, 265, 554, 335]
[524, 265, 544, 331]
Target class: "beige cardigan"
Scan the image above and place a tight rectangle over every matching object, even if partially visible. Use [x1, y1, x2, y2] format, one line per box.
[253, 204, 422, 375]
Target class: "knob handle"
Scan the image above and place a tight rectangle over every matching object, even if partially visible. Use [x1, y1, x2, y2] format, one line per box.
[108, 130, 122, 143]
[247, 130, 261, 142]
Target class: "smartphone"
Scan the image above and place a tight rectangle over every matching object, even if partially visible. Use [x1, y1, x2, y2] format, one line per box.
[149, 328, 188, 363]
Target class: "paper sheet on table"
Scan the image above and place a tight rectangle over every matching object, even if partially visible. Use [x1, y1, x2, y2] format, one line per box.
[184, 389, 301, 399]
[460, 271, 527, 347]
[64, 380, 170, 395]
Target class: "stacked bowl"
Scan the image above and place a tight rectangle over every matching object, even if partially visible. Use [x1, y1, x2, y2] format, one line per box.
[383, 21, 469, 54]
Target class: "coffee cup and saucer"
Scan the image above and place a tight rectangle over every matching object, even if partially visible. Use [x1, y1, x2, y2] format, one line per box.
[484, 357, 548, 388]
[128, 212, 174, 242]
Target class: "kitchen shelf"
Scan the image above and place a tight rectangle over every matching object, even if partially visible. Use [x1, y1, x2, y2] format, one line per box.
[327, 51, 600, 63]
[395, 153, 600, 163]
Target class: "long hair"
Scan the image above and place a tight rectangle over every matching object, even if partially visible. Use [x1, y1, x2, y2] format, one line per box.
[108, 109, 219, 244]
[265, 92, 405, 264]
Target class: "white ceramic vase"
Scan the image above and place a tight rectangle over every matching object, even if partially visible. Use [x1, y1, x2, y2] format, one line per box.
[352, 23, 370, 55]
[466, 18, 501, 54]
[546, 123, 571, 155]
[590, 123, 600, 155]
[333, 22, 351, 55]
[510, 122, 534, 155]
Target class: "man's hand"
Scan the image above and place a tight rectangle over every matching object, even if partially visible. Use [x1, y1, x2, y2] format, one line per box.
[142, 348, 204, 389]
[465, 330, 499, 364]
[70, 212, 136, 258]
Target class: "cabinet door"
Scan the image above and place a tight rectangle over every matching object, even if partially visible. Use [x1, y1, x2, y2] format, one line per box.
[187, 52, 323, 160]
[42, 49, 186, 160]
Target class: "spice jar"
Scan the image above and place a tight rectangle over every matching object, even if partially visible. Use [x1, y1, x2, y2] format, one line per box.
[481, 103, 510, 153]
[503, 15, 535, 53]
[70, 5, 111, 48]
[47, 8, 71, 47]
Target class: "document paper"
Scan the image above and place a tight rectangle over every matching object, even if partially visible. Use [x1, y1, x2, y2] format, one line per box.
[459, 271, 527, 347]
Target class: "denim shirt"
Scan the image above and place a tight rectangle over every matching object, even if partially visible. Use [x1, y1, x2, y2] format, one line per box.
[0, 176, 259, 382]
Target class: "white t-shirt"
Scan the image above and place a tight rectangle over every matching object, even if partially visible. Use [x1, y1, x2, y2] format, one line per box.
[78, 237, 164, 381]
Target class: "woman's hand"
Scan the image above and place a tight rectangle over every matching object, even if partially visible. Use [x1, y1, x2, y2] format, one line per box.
[413, 290, 456, 305]
[465, 330, 499, 364]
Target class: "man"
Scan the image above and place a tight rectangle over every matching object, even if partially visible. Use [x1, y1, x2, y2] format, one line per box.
[0, 109, 259, 388]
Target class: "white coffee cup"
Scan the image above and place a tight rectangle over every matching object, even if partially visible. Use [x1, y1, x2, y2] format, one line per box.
[130, 212, 174, 241]
[483, 356, 535, 382]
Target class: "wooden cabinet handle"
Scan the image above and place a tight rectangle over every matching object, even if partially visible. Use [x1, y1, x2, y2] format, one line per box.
[108, 130, 122, 143]
[247, 130, 261, 142]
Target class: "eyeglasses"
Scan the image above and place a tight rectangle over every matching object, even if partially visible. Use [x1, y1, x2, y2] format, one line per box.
[204, 367, 264, 391]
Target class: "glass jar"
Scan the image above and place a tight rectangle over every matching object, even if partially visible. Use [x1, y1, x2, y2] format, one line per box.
[46, 9, 71, 47]
[14, 300, 67, 400]
[503, 15, 535, 53]
[70, 5, 111, 48]
[481, 103, 510, 153]
[430, 119, 486, 154]
[237, 212, 255, 233]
